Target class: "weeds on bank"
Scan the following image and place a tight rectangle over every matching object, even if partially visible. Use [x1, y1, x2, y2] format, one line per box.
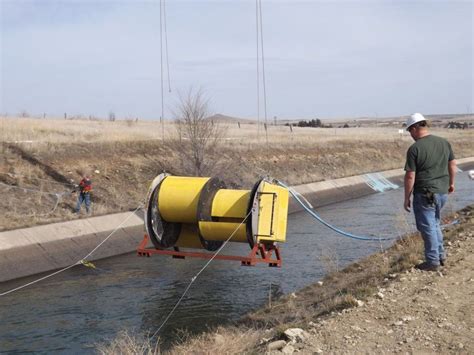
[97, 327, 262, 355]
[242, 208, 470, 330]
[168, 326, 262, 355]
[97, 330, 160, 355]
[96, 206, 471, 354]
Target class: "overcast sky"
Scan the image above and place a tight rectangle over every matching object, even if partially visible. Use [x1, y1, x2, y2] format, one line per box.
[0, 0, 472, 120]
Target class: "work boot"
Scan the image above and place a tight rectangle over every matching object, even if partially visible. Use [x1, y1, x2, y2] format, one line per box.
[440, 258, 445, 267]
[415, 262, 440, 272]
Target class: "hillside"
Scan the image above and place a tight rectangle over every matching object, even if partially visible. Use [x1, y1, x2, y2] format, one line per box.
[1, 119, 473, 231]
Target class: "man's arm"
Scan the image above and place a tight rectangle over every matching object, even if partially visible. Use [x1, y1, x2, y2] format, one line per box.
[448, 159, 456, 193]
[404, 171, 415, 212]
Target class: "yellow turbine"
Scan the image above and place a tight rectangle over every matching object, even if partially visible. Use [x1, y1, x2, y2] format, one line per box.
[144, 173, 289, 252]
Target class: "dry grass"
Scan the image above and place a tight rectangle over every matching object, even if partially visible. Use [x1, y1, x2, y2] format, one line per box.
[97, 330, 160, 355]
[2, 116, 473, 146]
[167, 326, 263, 355]
[1, 117, 472, 231]
[97, 327, 262, 355]
[1, 117, 175, 143]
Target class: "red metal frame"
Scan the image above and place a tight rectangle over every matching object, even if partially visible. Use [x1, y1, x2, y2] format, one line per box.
[137, 234, 282, 267]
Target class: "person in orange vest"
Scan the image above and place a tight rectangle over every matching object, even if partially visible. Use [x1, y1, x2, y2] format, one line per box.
[75, 174, 92, 213]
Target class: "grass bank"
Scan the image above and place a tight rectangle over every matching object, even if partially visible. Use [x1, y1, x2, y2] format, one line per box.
[1, 119, 473, 231]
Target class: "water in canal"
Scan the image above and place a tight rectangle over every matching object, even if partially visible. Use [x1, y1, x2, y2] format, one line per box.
[1, 172, 473, 353]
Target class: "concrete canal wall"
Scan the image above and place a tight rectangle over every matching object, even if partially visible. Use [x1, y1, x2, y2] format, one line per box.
[1, 157, 473, 283]
[291, 157, 474, 212]
[0, 212, 144, 283]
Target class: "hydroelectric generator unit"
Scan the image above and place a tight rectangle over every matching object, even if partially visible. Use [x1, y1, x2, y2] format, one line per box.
[137, 173, 289, 266]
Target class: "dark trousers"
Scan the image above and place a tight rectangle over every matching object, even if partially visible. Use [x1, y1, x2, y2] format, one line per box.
[75, 192, 91, 213]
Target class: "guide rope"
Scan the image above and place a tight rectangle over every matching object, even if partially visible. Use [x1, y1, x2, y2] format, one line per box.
[150, 210, 252, 338]
[0, 181, 71, 217]
[0, 171, 76, 187]
[0, 204, 143, 297]
[0, 181, 71, 196]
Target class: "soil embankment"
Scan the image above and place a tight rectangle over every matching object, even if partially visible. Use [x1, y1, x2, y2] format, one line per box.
[260, 206, 474, 354]
[2, 134, 473, 231]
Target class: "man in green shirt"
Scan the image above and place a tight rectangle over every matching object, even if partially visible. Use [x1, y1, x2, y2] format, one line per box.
[404, 113, 456, 271]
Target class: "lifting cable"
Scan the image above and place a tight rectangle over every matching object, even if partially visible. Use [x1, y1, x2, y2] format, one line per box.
[160, 0, 165, 140]
[159, 0, 172, 140]
[276, 180, 395, 241]
[258, 0, 269, 145]
[163, 0, 172, 93]
[256, 0, 269, 145]
[255, 0, 260, 141]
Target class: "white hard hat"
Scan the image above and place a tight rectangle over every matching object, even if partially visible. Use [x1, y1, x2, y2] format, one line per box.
[406, 113, 426, 131]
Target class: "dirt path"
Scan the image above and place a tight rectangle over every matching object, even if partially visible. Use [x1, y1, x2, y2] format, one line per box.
[271, 218, 474, 354]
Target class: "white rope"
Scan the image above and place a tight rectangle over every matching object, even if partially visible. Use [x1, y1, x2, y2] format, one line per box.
[0, 181, 72, 196]
[0, 182, 70, 216]
[18, 193, 63, 218]
[0, 204, 143, 297]
[150, 210, 252, 338]
[0, 171, 76, 187]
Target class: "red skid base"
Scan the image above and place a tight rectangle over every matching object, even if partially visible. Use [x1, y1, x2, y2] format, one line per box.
[137, 234, 282, 267]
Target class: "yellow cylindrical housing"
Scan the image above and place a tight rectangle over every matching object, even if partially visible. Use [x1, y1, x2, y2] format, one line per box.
[145, 173, 289, 251]
[197, 189, 250, 243]
[175, 224, 203, 249]
[158, 176, 210, 223]
[198, 221, 247, 242]
[211, 190, 250, 218]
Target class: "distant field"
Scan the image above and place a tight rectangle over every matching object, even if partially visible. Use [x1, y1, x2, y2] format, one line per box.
[1, 116, 473, 146]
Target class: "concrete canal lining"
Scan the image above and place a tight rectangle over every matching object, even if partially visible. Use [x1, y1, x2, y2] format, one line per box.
[1, 157, 473, 283]
[0, 212, 144, 283]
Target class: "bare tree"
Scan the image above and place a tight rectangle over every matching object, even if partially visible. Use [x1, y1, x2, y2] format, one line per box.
[173, 89, 227, 176]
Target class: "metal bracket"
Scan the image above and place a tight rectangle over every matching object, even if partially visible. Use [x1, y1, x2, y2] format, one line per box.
[137, 234, 282, 267]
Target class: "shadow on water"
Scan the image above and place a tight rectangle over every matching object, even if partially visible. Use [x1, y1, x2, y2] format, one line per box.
[0, 172, 472, 353]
